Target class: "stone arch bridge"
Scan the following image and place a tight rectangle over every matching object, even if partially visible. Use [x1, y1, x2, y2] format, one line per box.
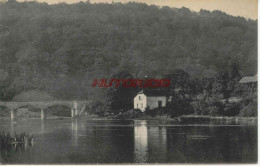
[0, 100, 90, 119]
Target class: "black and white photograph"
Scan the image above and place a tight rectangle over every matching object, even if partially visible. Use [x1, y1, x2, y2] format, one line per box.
[0, 0, 258, 164]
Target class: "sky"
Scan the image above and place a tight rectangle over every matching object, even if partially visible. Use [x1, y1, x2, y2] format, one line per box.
[13, 0, 257, 20]
[11, 0, 258, 20]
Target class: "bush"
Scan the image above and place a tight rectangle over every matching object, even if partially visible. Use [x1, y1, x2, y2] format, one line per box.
[90, 102, 109, 117]
[190, 98, 224, 116]
[145, 107, 167, 117]
[116, 109, 143, 119]
[239, 93, 257, 117]
[239, 102, 257, 117]
[166, 95, 193, 117]
[191, 100, 208, 115]
[207, 106, 219, 116]
[218, 103, 240, 116]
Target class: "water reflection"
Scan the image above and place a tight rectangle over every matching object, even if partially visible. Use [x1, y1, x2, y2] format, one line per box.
[134, 120, 148, 163]
[147, 126, 167, 162]
[10, 119, 14, 135]
[0, 119, 257, 164]
[41, 120, 45, 133]
[71, 119, 78, 146]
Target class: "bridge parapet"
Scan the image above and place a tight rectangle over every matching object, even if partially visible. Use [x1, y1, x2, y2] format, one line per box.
[0, 100, 90, 119]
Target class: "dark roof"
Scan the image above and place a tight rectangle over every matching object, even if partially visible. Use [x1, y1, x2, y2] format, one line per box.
[239, 75, 257, 83]
[138, 90, 167, 97]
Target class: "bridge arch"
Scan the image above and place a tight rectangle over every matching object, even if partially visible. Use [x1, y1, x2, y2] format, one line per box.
[42, 104, 72, 118]
[13, 104, 42, 111]
[0, 105, 12, 117]
[0, 104, 12, 110]
[13, 104, 41, 118]
[0, 104, 12, 111]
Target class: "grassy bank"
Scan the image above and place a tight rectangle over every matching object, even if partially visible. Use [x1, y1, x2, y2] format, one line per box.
[175, 115, 257, 125]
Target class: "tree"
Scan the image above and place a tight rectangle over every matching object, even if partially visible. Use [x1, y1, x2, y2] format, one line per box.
[106, 71, 139, 114]
[0, 1, 256, 102]
[188, 77, 203, 99]
[165, 69, 190, 95]
[213, 71, 232, 103]
[166, 92, 193, 117]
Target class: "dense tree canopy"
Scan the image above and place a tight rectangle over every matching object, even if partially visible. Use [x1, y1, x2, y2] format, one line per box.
[0, 0, 257, 101]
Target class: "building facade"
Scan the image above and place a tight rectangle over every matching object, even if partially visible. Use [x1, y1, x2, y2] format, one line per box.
[134, 90, 167, 112]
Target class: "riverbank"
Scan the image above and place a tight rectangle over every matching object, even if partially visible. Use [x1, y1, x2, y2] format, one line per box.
[78, 114, 257, 125]
[172, 115, 257, 125]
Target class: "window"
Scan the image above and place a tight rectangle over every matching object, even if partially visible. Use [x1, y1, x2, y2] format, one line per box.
[141, 103, 143, 108]
[137, 104, 138, 108]
[139, 96, 141, 100]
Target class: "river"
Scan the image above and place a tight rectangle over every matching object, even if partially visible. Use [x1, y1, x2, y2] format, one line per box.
[0, 118, 257, 164]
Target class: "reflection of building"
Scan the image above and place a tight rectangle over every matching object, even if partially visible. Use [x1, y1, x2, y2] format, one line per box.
[134, 120, 168, 163]
[147, 126, 167, 162]
[239, 75, 257, 92]
[134, 90, 169, 112]
[134, 120, 148, 163]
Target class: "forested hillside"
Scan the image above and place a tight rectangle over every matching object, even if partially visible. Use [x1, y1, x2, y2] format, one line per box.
[0, 0, 257, 100]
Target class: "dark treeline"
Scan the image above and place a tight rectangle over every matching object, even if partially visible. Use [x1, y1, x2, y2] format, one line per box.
[92, 69, 257, 118]
[0, 0, 257, 115]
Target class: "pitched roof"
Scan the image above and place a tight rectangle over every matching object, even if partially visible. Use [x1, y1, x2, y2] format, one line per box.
[239, 75, 257, 83]
[138, 89, 167, 97]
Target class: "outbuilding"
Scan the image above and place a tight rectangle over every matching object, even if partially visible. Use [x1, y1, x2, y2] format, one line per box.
[239, 75, 257, 92]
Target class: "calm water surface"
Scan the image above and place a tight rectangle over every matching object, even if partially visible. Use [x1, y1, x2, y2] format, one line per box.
[0, 118, 257, 164]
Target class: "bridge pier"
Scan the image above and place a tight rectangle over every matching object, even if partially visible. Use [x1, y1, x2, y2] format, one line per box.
[41, 109, 46, 120]
[71, 109, 79, 118]
[71, 109, 75, 118]
[75, 109, 78, 116]
[11, 109, 16, 119]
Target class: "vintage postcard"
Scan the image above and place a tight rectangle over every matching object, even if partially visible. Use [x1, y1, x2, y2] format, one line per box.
[0, 0, 257, 164]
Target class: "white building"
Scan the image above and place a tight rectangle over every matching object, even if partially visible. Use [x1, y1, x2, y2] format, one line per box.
[134, 90, 169, 112]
